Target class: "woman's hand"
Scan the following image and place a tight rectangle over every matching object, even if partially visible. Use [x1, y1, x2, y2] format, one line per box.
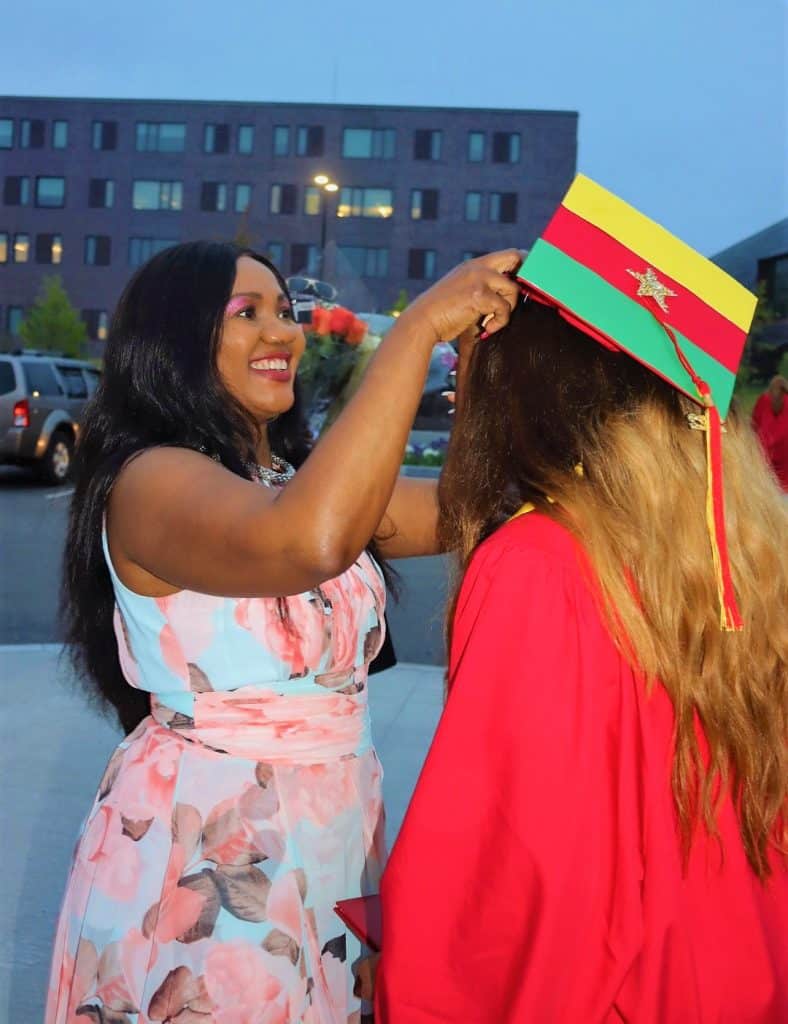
[398, 250, 522, 346]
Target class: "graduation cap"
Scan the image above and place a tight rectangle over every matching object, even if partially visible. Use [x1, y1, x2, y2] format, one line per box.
[516, 174, 758, 631]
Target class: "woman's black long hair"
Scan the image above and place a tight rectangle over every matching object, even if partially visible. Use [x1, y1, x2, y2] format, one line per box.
[63, 241, 326, 733]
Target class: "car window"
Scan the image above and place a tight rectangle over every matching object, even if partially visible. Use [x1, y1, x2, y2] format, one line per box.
[57, 365, 89, 398]
[21, 360, 63, 397]
[83, 368, 101, 395]
[0, 360, 16, 396]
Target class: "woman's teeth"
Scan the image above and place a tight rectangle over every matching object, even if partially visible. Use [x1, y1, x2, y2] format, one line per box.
[250, 358, 288, 370]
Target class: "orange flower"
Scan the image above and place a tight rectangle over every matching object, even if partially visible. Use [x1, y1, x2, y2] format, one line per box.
[346, 318, 367, 346]
[310, 307, 332, 336]
[328, 306, 355, 336]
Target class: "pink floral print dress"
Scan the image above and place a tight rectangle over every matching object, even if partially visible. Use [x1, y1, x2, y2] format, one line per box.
[45, 526, 387, 1024]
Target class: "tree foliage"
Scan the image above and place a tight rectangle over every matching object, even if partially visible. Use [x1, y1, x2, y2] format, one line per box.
[19, 275, 87, 357]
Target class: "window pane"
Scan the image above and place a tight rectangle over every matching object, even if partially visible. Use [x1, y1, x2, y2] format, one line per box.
[106, 181, 115, 207]
[216, 184, 227, 211]
[36, 177, 65, 207]
[53, 120, 68, 148]
[235, 184, 251, 213]
[158, 123, 186, 152]
[465, 192, 481, 221]
[363, 188, 393, 218]
[52, 234, 63, 264]
[133, 181, 159, 209]
[238, 125, 254, 154]
[0, 119, 12, 148]
[490, 193, 500, 221]
[0, 361, 16, 395]
[304, 186, 321, 215]
[425, 250, 436, 278]
[468, 131, 484, 161]
[510, 133, 521, 162]
[0, 232, 7, 263]
[410, 190, 422, 219]
[273, 126, 289, 156]
[13, 234, 29, 262]
[267, 241, 284, 266]
[270, 184, 282, 214]
[8, 308, 24, 335]
[203, 124, 215, 152]
[59, 366, 88, 398]
[21, 361, 61, 395]
[343, 129, 372, 158]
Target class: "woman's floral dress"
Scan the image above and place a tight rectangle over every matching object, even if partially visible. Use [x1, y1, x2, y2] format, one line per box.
[45, 524, 387, 1024]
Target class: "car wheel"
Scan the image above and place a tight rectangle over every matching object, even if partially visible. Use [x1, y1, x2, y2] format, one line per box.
[38, 430, 74, 485]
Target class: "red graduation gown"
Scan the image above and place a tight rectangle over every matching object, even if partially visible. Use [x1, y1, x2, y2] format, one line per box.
[375, 514, 788, 1023]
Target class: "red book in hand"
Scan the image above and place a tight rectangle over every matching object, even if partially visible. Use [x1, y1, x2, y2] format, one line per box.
[334, 895, 381, 952]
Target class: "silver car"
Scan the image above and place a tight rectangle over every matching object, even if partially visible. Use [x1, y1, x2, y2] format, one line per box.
[0, 350, 100, 484]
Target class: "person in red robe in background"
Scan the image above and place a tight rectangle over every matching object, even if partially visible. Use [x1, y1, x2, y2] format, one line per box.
[752, 375, 788, 491]
[364, 190, 788, 1020]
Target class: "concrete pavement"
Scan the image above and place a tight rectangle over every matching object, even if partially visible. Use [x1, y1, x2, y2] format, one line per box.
[0, 645, 443, 1022]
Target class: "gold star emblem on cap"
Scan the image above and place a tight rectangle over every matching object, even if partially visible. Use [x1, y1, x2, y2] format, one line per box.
[626, 266, 677, 314]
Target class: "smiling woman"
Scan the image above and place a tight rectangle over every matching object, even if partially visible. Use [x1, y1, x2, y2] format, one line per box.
[47, 239, 521, 1022]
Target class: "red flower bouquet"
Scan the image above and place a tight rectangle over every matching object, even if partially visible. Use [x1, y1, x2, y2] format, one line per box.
[299, 305, 369, 433]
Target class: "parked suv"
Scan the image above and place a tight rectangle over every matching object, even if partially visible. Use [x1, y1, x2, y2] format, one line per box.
[0, 350, 100, 484]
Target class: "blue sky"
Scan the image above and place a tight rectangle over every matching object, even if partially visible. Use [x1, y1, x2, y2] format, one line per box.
[2, 0, 785, 255]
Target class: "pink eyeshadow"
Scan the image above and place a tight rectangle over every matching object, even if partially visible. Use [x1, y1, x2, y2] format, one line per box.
[225, 295, 251, 318]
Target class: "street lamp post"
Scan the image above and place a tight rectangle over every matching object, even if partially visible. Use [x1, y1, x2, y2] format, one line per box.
[314, 174, 338, 276]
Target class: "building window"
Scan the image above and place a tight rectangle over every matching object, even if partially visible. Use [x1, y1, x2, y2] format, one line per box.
[13, 233, 30, 263]
[296, 126, 324, 157]
[35, 177, 66, 208]
[88, 178, 115, 208]
[234, 184, 252, 213]
[303, 186, 321, 216]
[290, 243, 320, 275]
[267, 241, 285, 266]
[7, 307, 24, 335]
[491, 131, 520, 163]
[82, 309, 109, 341]
[35, 234, 62, 264]
[132, 180, 183, 211]
[413, 129, 442, 161]
[462, 250, 486, 261]
[84, 235, 111, 266]
[4, 176, 31, 205]
[92, 120, 117, 151]
[0, 119, 13, 149]
[52, 120, 68, 149]
[342, 128, 396, 159]
[468, 131, 485, 162]
[489, 191, 518, 223]
[128, 237, 178, 267]
[35, 233, 63, 265]
[410, 188, 438, 220]
[135, 122, 186, 153]
[200, 182, 228, 212]
[237, 125, 254, 155]
[273, 126, 290, 156]
[20, 119, 45, 148]
[203, 123, 230, 154]
[0, 232, 7, 262]
[408, 248, 437, 280]
[337, 246, 389, 278]
[270, 184, 297, 215]
[337, 187, 393, 219]
[464, 191, 482, 222]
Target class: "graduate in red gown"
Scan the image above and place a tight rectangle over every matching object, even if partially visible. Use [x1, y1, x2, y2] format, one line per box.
[752, 375, 788, 491]
[372, 178, 788, 1022]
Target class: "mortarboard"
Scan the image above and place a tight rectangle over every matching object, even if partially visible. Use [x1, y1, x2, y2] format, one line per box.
[516, 174, 759, 631]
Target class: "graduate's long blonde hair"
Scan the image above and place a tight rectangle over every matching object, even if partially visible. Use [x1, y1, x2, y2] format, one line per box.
[439, 298, 788, 879]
